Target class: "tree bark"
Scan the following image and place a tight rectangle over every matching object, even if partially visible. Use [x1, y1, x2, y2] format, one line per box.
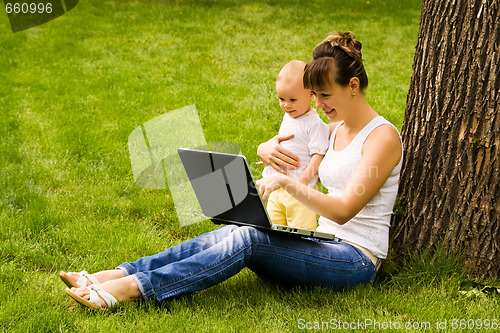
[391, 0, 499, 278]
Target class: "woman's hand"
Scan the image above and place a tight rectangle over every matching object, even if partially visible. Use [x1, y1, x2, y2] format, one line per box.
[257, 134, 300, 174]
[256, 174, 287, 204]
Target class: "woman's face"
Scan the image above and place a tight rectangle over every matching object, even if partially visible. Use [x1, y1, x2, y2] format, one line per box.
[311, 81, 352, 123]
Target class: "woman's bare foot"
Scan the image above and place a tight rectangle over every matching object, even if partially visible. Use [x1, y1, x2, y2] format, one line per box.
[64, 269, 125, 287]
[69, 276, 141, 307]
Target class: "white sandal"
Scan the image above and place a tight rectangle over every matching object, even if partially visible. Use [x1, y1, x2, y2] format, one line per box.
[59, 270, 100, 288]
[65, 285, 119, 310]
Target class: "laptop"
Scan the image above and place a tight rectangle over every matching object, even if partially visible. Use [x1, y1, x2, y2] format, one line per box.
[177, 148, 335, 240]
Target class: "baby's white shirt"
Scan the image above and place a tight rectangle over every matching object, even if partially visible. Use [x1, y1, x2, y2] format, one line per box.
[262, 109, 330, 187]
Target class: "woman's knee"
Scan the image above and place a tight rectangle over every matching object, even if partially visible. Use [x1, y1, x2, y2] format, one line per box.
[232, 226, 267, 244]
[216, 224, 239, 232]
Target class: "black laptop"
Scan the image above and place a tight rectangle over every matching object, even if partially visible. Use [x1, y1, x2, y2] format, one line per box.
[177, 148, 335, 240]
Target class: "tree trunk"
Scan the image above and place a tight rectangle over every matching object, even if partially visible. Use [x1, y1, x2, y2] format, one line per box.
[391, 0, 499, 278]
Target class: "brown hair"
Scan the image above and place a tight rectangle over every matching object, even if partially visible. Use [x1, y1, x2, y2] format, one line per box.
[303, 31, 368, 92]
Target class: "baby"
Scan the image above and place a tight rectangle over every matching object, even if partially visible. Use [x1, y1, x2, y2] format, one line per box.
[262, 60, 330, 230]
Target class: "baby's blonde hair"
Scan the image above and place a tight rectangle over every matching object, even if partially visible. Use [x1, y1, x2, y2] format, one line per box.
[277, 60, 306, 86]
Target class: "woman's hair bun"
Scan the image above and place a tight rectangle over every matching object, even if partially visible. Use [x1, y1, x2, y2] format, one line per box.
[306, 31, 368, 91]
[316, 31, 363, 62]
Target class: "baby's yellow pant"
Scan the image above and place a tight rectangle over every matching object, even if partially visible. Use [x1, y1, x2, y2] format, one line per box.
[266, 188, 318, 231]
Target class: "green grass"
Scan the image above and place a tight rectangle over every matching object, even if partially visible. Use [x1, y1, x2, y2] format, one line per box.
[1, 0, 498, 332]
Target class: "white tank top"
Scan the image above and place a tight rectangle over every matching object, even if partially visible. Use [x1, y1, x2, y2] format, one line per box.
[316, 116, 402, 259]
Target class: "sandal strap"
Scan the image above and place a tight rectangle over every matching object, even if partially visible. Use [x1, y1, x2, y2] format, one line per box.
[88, 285, 119, 308]
[75, 270, 100, 288]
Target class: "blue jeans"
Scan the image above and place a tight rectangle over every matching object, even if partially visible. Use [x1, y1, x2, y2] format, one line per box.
[118, 225, 377, 303]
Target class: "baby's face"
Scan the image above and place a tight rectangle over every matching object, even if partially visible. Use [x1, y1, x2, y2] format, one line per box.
[276, 80, 313, 118]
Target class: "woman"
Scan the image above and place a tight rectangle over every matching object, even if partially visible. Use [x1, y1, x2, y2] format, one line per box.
[61, 31, 402, 310]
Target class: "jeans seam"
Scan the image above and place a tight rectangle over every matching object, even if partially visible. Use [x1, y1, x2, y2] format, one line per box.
[252, 249, 366, 272]
[131, 273, 155, 301]
[116, 263, 135, 276]
[256, 242, 364, 264]
[341, 243, 374, 268]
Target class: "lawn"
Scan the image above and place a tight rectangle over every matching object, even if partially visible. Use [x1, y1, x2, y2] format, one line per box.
[1, 0, 498, 332]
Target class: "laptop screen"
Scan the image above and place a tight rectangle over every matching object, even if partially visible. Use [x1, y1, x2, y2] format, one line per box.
[178, 149, 271, 228]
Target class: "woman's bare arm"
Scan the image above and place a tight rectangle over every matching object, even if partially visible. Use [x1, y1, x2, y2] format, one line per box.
[257, 125, 402, 224]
